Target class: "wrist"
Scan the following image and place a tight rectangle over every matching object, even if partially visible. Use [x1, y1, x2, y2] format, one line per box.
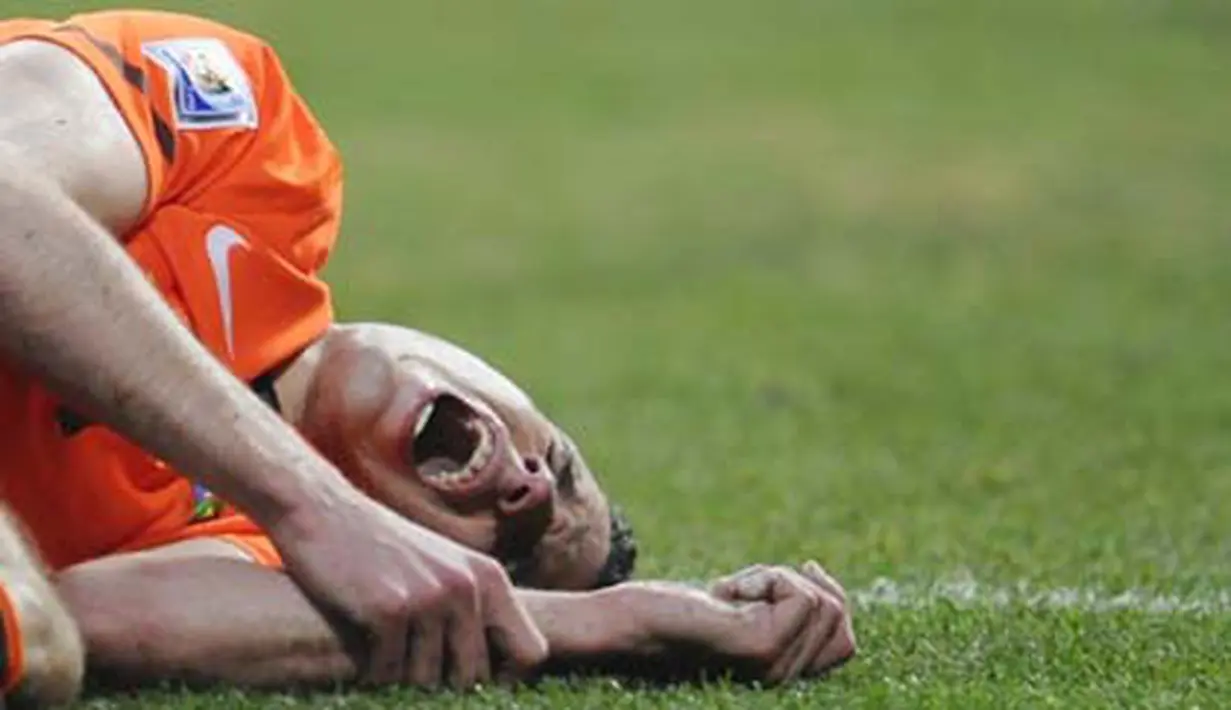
[259, 464, 361, 545]
[517, 586, 650, 660]
[603, 584, 661, 654]
[630, 582, 740, 652]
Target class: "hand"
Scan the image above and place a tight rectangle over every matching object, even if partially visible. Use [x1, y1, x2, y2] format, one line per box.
[709, 561, 856, 682]
[646, 561, 855, 683]
[268, 489, 548, 689]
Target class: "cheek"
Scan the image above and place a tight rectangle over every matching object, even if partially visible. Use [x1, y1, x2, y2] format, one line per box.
[363, 463, 498, 553]
[529, 519, 603, 590]
[530, 546, 591, 591]
[363, 458, 433, 516]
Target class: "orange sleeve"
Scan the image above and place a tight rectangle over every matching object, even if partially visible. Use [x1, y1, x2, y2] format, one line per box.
[131, 206, 333, 382]
[187, 40, 344, 279]
[129, 512, 285, 569]
[216, 533, 283, 569]
[1, 11, 344, 257]
[3, 13, 341, 376]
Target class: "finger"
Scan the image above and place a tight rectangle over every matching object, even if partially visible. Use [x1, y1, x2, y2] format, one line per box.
[479, 571, 548, 675]
[801, 560, 847, 605]
[758, 570, 828, 682]
[745, 572, 816, 671]
[446, 605, 492, 690]
[809, 618, 857, 675]
[363, 621, 409, 685]
[770, 590, 841, 683]
[717, 564, 804, 604]
[726, 571, 774, 602]
[723, 567, 809, 613]
[710, 564, 770, 601]
[798, 562, 857, 675]
[406, 619, 445, 689]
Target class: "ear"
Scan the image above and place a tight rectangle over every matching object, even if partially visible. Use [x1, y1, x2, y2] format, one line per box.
[294, 339, 399, 494]
[303, 337, 396, 439]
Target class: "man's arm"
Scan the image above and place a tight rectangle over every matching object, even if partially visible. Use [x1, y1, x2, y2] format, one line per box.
[0, 39, 546, 685]
[0, 39, 338, 538]
[55, 550, 638, 689]
[55, 546, 854, 689]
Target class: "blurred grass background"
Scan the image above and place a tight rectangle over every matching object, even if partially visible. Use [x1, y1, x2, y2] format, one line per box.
[9, 0, 1231, 706]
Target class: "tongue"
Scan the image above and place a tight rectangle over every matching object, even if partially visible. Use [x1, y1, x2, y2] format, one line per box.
[420, 455, 466, 479]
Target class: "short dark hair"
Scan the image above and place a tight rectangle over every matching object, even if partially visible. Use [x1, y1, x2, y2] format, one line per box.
[591, 505, 637, 588]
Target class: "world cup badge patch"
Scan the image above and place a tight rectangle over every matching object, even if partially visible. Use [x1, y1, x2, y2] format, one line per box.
[143, 38, 258, 131]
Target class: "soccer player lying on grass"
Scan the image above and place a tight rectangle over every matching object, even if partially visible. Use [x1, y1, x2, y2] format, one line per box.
[2, 321, 857, 703]
[1, 9, 552, 707]
[0, 10, 854, 707]
[44, 323, 857, 695]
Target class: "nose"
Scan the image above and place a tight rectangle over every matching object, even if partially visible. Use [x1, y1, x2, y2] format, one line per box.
[497, 473, 553, 520]
[493, 472, 554, 564]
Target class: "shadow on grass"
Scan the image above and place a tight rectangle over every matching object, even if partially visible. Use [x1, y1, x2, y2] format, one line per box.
[80, 653, 770, 704]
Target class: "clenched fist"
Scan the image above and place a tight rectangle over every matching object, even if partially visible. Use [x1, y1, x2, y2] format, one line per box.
[706, 561, 856, 682]
[630, 560, 856, 683]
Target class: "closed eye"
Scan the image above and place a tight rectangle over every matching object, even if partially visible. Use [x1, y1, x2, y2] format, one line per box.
[546, 439, 577, 494]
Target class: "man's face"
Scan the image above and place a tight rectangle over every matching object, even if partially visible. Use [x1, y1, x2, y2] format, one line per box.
[297, 324, 611, 590]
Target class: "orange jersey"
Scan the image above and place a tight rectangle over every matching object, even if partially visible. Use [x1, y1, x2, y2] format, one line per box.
[0, 11, 342, 570]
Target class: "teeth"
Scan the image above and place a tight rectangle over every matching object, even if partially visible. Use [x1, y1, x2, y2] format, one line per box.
[417, 413, 500, 489]
[468, 425, 493, 474]
[438, 470, 470, 487]
[414, 401, 436, 437]
[429, 424, 495, 488]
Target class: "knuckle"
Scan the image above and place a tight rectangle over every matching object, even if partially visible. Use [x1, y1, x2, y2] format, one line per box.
[440, 569, 480, 600]
[472, 556, 513, 588]
[819, 589, 844, 613]
[370, 588, 416, 623]
[764, 565, 790, 580]
[804, 587, 824, 610]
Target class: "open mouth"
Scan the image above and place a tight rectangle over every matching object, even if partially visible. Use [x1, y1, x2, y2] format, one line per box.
[410, 394, 494, 491]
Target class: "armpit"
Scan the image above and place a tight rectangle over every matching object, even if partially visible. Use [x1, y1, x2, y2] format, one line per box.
[0, 39, 148, 235]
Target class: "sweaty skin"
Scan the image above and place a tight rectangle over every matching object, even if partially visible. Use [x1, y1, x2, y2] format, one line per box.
[0, 27, 545, 702]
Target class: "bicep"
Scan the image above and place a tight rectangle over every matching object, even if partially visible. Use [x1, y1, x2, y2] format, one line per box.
[0, 40, 148, 234]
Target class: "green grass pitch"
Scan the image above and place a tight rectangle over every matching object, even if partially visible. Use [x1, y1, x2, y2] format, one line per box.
[11, 0, 1231, 707]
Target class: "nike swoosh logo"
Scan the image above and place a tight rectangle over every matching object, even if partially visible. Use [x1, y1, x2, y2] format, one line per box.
[205, 224, 245, 357]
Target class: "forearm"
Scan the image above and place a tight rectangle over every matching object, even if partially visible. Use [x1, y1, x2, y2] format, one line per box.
[58, 557, 707, 689]
[58, 557, 362, 689]
[0, 161, 344, 527]
[521, 582, 732, 660]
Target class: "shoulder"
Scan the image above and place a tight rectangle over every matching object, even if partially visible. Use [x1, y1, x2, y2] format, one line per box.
[0, 39, 148, 234]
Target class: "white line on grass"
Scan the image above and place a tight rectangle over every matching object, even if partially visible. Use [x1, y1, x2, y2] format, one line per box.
[851, 575, 1231, 615]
